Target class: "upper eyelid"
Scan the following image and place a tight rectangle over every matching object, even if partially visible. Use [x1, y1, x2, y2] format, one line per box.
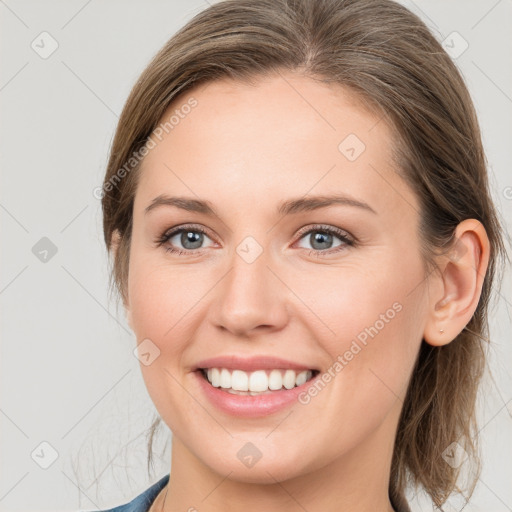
[295, 224, 352, 239]
[164, 224, 216, 240]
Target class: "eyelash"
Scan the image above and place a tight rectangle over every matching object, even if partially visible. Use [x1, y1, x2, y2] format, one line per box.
[154, 223, 355, 257]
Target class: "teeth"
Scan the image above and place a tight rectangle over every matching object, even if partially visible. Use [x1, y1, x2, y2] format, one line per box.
[210, 368, 220, 387]
[268, 369, 282, 390]
[202, 368, 314, 393]
[249, 370, 268, 392]
[232, 370, 249, 391]
[283, 369, 296, 390]
[295, 370, 308, 386]
[219, 368, 231, 389]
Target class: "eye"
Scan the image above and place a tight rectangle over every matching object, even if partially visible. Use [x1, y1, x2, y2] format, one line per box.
[155, 223, 355, 257]
[294, 224, 355, 256]
[155, 224, 216, 255]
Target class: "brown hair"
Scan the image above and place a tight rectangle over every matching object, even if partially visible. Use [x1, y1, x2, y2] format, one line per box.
[101, 0, 509, 506]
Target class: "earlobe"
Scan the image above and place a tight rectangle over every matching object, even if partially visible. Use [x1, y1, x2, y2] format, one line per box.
[423, 219, 490, 347]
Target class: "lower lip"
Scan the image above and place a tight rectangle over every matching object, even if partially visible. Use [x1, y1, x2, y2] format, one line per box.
[194, 370, 317, 418]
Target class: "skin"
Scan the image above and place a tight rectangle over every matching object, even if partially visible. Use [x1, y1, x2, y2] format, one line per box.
[112, 72, 489, 512]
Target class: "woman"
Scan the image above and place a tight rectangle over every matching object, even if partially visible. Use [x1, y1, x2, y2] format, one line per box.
[91, 0, 508, 510]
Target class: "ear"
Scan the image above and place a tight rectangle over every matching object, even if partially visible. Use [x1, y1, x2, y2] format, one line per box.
[423, 219, 490, 347]
[110, 229, 134, 331]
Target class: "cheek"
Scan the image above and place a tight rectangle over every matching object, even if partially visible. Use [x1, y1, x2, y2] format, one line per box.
[128, 249, 206, 342]
[127, 258, 200, 429]
[297, 255, 420, 349]
[127, 254, 192, 387]
[299, 253, 425, 409]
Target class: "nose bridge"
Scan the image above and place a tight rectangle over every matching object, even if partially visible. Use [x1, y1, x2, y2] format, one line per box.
[230, 234, 269, 291]
[213, 234, 287, 335]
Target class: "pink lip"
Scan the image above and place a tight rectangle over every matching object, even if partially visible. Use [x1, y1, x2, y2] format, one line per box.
[194, 370, 319, 418]
[194, 355, 317, 372]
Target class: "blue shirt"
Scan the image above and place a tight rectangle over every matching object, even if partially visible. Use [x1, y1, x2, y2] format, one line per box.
[91, 474, 169, 512]
[89, 472, 411, 512]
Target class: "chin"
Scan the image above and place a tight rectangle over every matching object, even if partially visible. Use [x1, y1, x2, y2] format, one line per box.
[200, 447, 315, 484]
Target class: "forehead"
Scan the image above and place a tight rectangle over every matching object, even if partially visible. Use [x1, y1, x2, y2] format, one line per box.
[136, 72, 417, 220]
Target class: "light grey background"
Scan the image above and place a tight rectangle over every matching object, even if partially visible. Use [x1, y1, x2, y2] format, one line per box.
[1, 1, 511, 511]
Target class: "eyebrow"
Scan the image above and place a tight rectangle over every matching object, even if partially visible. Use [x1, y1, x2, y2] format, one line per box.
[144, 193, 377, 217]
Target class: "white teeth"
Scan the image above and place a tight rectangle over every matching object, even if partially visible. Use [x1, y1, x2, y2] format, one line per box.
[295, 370, 308, 386]
[283, 369, 296, 390]
[268, 369, 283, 390]
[202, 368, 314, 393]
[211, 368, 220, 387]
[249, 370, 268, 392]
[219, 368, 231, 389]
[231, 370, 249, 391]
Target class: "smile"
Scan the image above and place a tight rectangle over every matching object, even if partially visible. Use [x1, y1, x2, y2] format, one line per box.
[200, 368, 318, 395]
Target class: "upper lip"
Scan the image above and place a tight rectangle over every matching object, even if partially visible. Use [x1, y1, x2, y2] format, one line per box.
[194, 355, 318, 372]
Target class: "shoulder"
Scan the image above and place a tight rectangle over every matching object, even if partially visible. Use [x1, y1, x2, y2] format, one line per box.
[82, 474, 170, 512]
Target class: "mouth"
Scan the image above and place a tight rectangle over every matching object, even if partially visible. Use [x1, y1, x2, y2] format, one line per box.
[197, 367, 320, 395]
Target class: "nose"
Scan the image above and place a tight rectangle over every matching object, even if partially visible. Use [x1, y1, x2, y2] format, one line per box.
[210, 243, 289, 338]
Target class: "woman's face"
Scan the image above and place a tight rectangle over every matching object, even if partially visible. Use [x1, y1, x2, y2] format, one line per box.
[124, 72, 430, 482]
